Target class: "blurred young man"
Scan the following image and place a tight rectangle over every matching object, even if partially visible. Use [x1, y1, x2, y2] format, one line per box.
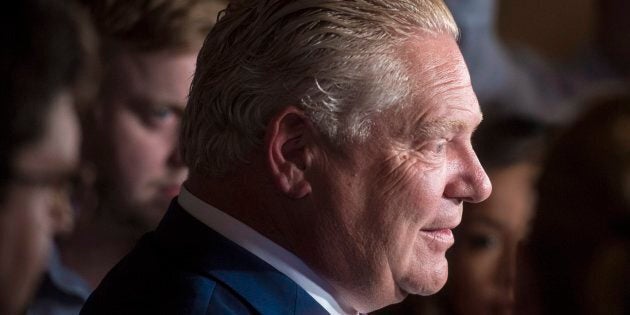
[28, 1, 226, 314]
[82, 1, 492, 314]
[0, 0, 95, 314]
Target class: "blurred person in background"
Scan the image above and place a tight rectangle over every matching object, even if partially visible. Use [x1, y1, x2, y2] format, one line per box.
[27, 1, 226, 314]
[561, 0, 630, 89]
[377, 113, 547, 315]
[0, 0, 95, 314]
[438, 115, 546, 315]
[520, 93, 630, 315]
[446, 0, 630, 127]
[596, 0, 630, 78]
[443, 0, 562, 123]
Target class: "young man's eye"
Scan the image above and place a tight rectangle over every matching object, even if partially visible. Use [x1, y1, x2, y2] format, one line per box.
[149, 106, 174, 120]
[127, 99, 180, 127]
[140, 105, 182, 128]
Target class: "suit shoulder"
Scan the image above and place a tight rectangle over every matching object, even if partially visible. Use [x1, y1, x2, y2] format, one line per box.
[80, 233, 256, 314]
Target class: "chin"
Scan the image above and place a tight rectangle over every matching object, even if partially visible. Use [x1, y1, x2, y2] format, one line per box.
[401, 262, 449, 296]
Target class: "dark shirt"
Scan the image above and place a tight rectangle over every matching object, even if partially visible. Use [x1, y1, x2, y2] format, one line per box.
[27, 246, 91, 315]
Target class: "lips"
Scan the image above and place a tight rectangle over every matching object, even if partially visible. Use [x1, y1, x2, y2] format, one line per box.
[420, 229, 454, 252]
[423, 228, 453, 240]
[161, 184, 181, 198]
[420, 227, 456, 252]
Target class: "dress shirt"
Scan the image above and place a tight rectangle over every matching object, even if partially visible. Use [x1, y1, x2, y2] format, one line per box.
[178, 187, 356, 315]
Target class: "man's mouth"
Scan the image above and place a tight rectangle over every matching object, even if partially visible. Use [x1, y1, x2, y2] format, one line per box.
[420, 228, 455, 251]
[160, 184, 182, 198]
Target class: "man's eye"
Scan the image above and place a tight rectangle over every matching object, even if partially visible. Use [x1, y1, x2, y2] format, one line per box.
[432, 140, 447, 154]
[421, 139, 448, 156]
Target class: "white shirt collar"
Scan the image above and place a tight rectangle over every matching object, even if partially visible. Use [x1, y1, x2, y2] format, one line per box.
[177, 186, 352, 315]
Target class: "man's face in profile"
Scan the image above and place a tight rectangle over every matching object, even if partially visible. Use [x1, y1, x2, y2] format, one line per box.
[313, 34, 491, 303]
[95, 49, 194, 231]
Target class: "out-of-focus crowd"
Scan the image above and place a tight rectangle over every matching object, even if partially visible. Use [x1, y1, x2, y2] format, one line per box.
[0, 0, 628, 314]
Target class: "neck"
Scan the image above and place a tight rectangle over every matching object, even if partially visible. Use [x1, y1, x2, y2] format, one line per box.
[186, 176, 362, 314]
[187, 173, 373, 313]
[189, 173, 305, 248]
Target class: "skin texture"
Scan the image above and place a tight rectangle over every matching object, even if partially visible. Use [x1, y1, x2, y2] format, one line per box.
[0, 93, 79, 315]
[292, 33, 492, 312]
[446, 162, 537, 315]
[94, 49, 193, 232]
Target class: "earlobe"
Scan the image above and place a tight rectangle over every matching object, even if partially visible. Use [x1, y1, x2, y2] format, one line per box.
[265, 106, 313, 199]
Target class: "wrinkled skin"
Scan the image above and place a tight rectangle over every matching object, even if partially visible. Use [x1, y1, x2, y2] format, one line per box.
[301, 33, 493, 312]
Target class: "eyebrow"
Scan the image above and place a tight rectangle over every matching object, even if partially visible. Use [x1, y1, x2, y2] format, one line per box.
[128, 96, 186, 115]
[413, 119, 477, 139]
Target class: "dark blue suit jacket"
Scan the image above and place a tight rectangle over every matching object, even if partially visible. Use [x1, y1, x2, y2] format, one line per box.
[80, 201, 329, 315]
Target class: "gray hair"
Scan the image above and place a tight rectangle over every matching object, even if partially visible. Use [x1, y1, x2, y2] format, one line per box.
[182, 0, 458, 178]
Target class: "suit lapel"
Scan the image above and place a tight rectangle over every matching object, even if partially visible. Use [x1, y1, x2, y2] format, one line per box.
[154, 201, 329, 315]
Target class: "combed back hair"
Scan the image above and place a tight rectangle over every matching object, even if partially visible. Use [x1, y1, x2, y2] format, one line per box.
[80, 0, 227, 52]
[182, 0, 458, 178]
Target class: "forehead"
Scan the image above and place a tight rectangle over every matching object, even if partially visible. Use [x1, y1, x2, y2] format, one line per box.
[395, 33, 481, 133]
[106, 49, 198, 105]
[465, 163, 537, 232]
[14, 93, 80, 174]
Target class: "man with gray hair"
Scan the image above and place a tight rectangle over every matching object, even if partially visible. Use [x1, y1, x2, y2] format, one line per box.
[81, 0, 492, 314]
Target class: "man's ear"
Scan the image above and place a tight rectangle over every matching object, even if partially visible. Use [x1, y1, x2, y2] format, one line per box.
[264, 106, 314, 199]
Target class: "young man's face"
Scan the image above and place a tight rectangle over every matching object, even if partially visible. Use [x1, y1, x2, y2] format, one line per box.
[94, 49, 196, 232]
[0, 92, 79, 314]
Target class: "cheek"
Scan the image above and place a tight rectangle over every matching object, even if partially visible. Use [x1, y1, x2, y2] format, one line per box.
[363, 156, 449, 264]
[16, 194, 54, 261]
[450, 246, 501, 305]
[371, 157, 446, 223]
[0, 191, 55, 305]
[368, 158, 448, 267]
[109, 112, 171, 180]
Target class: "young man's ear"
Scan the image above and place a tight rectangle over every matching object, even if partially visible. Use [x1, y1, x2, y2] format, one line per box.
[264, 106, 314, 199]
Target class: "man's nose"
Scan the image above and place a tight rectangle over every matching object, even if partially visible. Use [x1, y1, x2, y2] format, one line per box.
[168, 142, 185, 167]
[167, 123, 186, 168]
[467, 157, 492, 203]
[444, 146, 492, 203]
